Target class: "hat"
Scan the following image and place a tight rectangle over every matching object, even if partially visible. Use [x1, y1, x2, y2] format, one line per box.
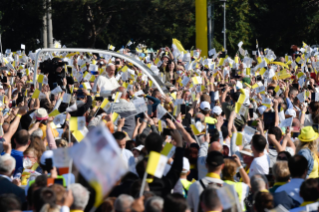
[212, 106, 222, 116]
[206, 151, 224, 167]
[133, 145, 144, 152]
[40, 150, 54, 166]
[298, 126, 319, 142]
[258, 106, 267, 115]
[35, 108, 48, 121]
[239, 144, 254, 157]
[200, 101, 211, 111]
[285, 109, 296, 118]
[182, 157, 190, 173]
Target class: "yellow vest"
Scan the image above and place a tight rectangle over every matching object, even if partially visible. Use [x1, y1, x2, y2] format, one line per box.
[224, 180, 247, 211]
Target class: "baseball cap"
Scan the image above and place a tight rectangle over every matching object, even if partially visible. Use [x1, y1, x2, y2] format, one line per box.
[182, 157, 190, 173]
[212, 106, 222, 116]
[200, 101, 211, 111]
[206, 151, 224, 167]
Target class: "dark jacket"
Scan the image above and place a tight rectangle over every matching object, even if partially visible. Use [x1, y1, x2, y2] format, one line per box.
[0, 176, 25, 204]
[69, 96, 93, 117]
[148, 147, 184, 197]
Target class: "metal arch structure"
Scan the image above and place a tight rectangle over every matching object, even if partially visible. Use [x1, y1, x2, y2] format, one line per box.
[33, 48, 168, 95]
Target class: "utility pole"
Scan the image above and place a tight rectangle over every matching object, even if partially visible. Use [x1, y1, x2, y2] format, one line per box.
[220, 0, 226, 53]
[47, 0, 54, 48]
[43, 0, 47, 48]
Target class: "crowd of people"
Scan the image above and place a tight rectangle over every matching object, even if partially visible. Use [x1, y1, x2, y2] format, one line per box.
[0, 41, 318, 212]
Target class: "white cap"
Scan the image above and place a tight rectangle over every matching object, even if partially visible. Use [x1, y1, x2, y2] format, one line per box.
[258, 106, 267, 115]
[285, 109, 296, 118]
[212, 106, 222, 115]
[200, 101, 211, 111]
[182, 157, 190, 173]
[40, 150, 54, 166]
[133, 145, 144, 152]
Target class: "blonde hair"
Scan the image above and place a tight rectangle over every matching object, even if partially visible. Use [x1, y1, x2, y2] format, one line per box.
[272, 161, 290, 182]
[222, 159, 237, 181]
[296, 140, 318, 155]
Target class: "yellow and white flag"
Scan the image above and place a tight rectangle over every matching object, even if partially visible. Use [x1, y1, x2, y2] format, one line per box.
[113, 92, 122, 103]
[70, 116, 86, 131]
[72, 127, 89, 142]
[101, 99, 111, 111]
[82, 82, 92, 90]
[161, 143, 176, 159]
[146, 151, 168, 178]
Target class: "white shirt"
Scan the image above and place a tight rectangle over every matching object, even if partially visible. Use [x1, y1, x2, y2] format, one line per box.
[248, 154, 270, 178]
[121, 149, 136, 173]
[93, 74, 120, 96]
[187, 176, 224, 212]
[304, 114, 313, 127]
[276, 178, 304, 204]
[290, 202, 319, 212]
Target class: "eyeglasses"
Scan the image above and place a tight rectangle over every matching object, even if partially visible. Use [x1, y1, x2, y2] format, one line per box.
[24, 156, 36, 160]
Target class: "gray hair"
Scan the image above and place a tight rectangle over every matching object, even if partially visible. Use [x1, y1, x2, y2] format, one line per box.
[31, 129, 43, 139]
[145, 196, 164, 212]
[0, 154, 16, 175]
[251, 174, 268, 193]
[69, 183, 90, 210]
[114, 194, 134, 212]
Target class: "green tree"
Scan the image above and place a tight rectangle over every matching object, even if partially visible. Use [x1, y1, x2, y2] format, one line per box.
[210, 0, 252, 56]
[0, 0, 45, 52]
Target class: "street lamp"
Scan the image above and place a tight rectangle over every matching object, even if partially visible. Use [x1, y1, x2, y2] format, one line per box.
[220, 0, 226, 53]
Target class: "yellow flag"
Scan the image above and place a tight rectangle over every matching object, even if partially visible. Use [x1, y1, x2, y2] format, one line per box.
[236, 132, 243, 146]
[32, 89, 40, 99]
[158, 120, 163, 133]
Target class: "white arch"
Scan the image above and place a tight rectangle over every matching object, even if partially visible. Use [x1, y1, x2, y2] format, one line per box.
[33, 48, 168, 94]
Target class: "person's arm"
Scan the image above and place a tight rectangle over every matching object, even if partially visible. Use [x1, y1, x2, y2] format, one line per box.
[230, 123, 238, 155]
[233, 154, 250, 187]
[132, 118, 142, 139]
[228, 111, 236, 136]
[215, 116, 224, 146]
[47, 122, 57, 150]
[273, 99, 279, 127]
[117, 118, 125, 132]
[161, 126, 184, 191]
[2, 106, 28, 142]
[221, 85, 231, 104]
[28, 122, 40, 136]
[268, 134, 285, 153]
[300, 104, 307, 127]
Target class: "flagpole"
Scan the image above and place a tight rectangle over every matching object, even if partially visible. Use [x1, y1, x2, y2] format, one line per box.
[66, 91, 73, 189]
[139, 171, 147, 197]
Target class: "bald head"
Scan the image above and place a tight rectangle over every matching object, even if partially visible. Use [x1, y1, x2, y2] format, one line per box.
[208, 142, 222, 153]
[106, 64, 116, 77]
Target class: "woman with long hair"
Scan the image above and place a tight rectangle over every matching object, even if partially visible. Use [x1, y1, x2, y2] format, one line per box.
[296, 126, 319, 178]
